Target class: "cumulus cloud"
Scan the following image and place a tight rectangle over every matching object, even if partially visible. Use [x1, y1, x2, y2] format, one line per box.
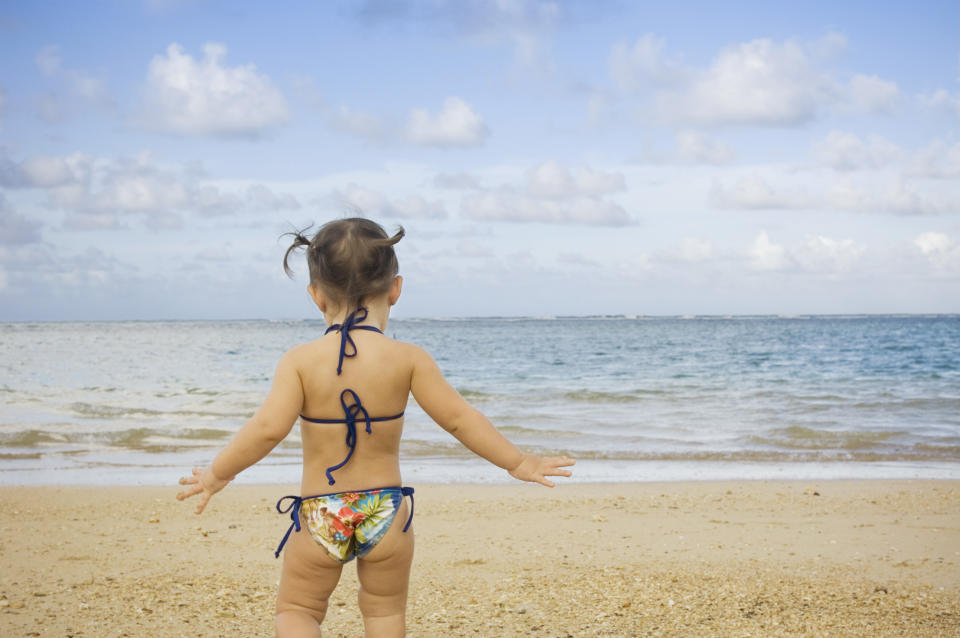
[675, 237, 714, 262]
[460, 160, 630, 225]
[905, 140, 960, 179]
[918, 88, 960, 115]
[610, 33, 685, 90]
[353, 0, 562, 78]
[0, 193, 42, 245]
[139, 43, 288, 137]
[462, 191, 630, 225]
[1, 150, 300, 229]
[639, 130, 736, 165]
[826, 178, 959, 216]
[811, 131, 901, 171]
[746, 231, 789, 271]
[844, 74, 900, 114]
[524, 160, 625, 198]
[330, 105, 388, 140]
[611, 33, 901, 127]
[404, 97, 489, 147]
[334, 183, 447, 219]
[793, 235, 865, 273]
[36, 45, 62, 77]
[433, 172, 482, 190]
[710, 175, 811, 210]
[32, 45, 113, 121]
[912, 231, 960, 272]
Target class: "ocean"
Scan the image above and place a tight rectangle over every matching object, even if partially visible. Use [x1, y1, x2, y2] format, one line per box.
[1, 315, 958, 485]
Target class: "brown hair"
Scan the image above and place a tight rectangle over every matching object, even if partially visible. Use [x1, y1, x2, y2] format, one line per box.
[283, 217, 404, 313]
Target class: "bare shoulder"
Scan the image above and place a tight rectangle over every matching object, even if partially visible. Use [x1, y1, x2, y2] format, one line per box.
[392, 340, 433, 366]
[279, 340, 321, 370]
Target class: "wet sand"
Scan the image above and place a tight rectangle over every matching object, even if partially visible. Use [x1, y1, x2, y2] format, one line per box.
[2, 480, 958, 637]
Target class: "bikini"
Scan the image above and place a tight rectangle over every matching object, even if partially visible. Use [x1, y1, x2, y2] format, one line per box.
[274, 307, 414, 562]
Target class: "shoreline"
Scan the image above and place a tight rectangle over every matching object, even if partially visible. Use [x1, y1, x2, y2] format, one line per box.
[3, 480, 959, 636]
[4, 458, 959, 486]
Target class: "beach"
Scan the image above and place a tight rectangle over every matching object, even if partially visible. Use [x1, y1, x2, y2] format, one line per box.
[2, 480, 958, 637]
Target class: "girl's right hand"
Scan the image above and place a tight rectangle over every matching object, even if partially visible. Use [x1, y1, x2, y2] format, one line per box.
[176, 466, 231, 514]
[508, 454, 575, 487]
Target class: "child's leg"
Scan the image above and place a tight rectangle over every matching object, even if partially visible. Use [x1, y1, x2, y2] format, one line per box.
[356, 501, 415, 638]
[275, 524, 344, 638]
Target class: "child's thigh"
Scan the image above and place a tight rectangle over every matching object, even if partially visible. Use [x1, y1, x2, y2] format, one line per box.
[356, 501, 415, 602]
[276, 526, 344, 616]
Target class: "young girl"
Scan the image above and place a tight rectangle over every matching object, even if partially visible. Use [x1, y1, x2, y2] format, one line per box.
[176, 217, 574, 638]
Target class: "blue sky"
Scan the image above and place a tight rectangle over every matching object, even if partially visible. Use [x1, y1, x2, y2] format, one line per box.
[0, 0, 958, 320]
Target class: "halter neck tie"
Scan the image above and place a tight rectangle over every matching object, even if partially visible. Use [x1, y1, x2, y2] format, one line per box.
[325, 307, 382, 375]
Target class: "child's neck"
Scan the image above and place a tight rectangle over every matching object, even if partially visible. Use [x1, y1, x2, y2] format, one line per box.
[325, 300, 391, 332]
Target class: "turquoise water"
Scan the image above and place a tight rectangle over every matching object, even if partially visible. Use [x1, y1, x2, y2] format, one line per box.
[1, 315, 958, 484]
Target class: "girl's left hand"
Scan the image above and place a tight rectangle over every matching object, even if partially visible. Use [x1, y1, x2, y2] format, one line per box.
[176, 467, 231, 514]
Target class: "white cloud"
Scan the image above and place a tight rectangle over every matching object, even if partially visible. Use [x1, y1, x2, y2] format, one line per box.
[826, 178, 959, 216]
[676, 237, 713, 262]
[635, 131, 736, 165]
[913, 231, 960, 271]
[794, 235, 865, 273]
[354, 0, 561, 78]
[675, 130, 736, 164]
[32, 45, 113, 120]
[0, 193, 42, 245]
[334, 183, 447, 219]
[524, 161, 625, 198]
[36, 45, 62, 77]
[140, 43, 288, 137]
[459, 160, 630, 225]
[404, 97, 488, 147]
[661, 38, 834, 126]
[20, 153, 95, 187]
[905, 140, 960, 179]
[746, 231, 788, 270]
[330, 104, 387, 140]
[913, 231, 953, 256]
[710, 175, 810, 210]
[1, 151, 300, 229]
[610, 33, 685, 90]
[845, 74, 900, 114]
[433, 172, 482, 190]
[461, 191, 630, 225]
[811, 131, 901, 171]
[918, 88, 959, 115]
[611, 33, 902, 127]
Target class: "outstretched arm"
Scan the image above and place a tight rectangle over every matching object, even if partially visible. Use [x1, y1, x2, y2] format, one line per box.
[409, 346, 574, 487]
[177, 350, 303, 513]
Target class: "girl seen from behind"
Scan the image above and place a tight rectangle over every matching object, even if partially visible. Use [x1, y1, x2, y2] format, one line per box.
[177, 217, 574, 637]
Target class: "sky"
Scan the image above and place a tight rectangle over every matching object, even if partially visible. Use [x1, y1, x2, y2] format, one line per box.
[0, 0, 958, 321]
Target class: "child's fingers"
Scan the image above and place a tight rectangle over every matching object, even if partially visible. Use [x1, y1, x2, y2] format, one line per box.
[176, 482, 203, 501]
[195, 492, 212, 514]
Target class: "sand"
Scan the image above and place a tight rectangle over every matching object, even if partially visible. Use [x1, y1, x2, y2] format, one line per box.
[1, 480, 958, 637]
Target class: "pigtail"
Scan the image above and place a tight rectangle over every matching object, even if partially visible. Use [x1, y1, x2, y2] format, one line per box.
[372, 226, 405, 248]
[281, 227, 314, 278]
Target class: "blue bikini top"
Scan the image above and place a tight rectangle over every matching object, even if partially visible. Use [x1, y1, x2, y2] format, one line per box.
[299, 307, 404, 485]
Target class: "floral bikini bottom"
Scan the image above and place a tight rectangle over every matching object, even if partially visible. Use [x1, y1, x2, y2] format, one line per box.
[274, 486, 415, 563]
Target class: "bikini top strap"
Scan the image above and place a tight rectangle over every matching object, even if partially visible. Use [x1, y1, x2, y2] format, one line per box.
[324, 307, 383, 375]
[296, 389, 403, 486]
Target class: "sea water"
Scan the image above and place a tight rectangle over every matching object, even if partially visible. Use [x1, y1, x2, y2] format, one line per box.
[1, 315, 958, 485]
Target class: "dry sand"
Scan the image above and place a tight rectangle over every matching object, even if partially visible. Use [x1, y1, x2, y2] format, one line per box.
[1, 480, 958, 637]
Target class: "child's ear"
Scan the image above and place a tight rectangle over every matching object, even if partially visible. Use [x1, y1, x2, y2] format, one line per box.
[388, 275, 403, 306]
[307, 284, 327, 312]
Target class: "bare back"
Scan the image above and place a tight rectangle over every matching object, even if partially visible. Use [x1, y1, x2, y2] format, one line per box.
[290, 328, 415, 495]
